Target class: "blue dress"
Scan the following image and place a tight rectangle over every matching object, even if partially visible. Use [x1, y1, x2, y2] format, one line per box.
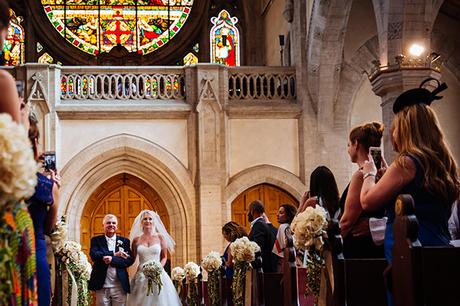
[223, 244, 234, 278]
[27, 172, 54, 306]
[384, 154, 451, 262]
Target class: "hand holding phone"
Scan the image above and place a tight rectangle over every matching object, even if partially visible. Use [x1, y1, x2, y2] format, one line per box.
[369, 147, 382, 169]
[43, 151, 56, 172]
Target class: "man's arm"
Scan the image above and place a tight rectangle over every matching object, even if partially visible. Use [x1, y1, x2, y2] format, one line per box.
[111, 238, 135, 268]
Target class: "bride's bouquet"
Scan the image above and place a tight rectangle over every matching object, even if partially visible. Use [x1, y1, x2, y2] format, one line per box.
[202, 251, 223, 306]
[291, 205, 328, 305]
[142, 260, 163, 295]
[230, 237, 260, 306]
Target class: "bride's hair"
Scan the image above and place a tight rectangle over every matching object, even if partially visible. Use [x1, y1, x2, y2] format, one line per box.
[130, 210, 175, 253]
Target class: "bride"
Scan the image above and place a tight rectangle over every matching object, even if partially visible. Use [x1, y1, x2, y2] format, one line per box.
[128, 210, 182, 305]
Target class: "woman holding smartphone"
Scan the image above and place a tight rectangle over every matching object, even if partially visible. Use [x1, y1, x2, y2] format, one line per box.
[360, 79, 460, 264]
[339, 122, 385, 258]
[26, 114, 60, 306]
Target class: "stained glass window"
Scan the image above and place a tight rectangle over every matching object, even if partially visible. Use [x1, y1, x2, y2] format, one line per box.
[38, 52, 54, 64]
[183, 52, 197, 65]
[210, 10, 239, 66]
[41, 0, 194, 56]
[3, 10, 25, 66]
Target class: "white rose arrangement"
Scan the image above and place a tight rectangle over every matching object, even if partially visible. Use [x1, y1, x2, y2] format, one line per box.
[290, 205, 329, 305]
[202, 251, 223, 306]
[51, 217, 92, 306]
[291, 205, 328, 252]
[184, 261, 201, 305]
[0, 114, 37, 210]
[230, 237, 260, 306]
[142, 260, 163, 295]
[171, 266, 185, 295]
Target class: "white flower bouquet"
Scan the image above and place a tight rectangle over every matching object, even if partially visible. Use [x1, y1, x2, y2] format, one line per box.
[0, 114, 37, 210]
[201, 251, 222, 272]
[291, 205, 328, 252]
[50, 216, 68, 252]
[291, 205, 329, 305]
[184, 261, 200, 283]
[230, 236, 260, 263]
[171, 266, 185, 282]
[142, 260, 163, 295]
[202, 251, 222, 306]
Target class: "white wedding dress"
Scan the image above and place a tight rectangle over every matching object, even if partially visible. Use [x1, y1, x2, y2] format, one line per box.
[128, 244, 182, 305]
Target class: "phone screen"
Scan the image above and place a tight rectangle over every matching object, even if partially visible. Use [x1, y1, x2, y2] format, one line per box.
[44, 152, 56, 172]
[370, 147, 382, 169]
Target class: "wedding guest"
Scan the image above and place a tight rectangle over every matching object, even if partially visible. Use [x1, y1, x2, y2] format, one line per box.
[26, 114, 60, 306]
[339, 122, 385, 258]
[221, 221, 247, 278]
[272, 204, 297, 271]
[448, 201, 460, 240]
[360, 79, 460, 264]
[299, 166, 340, 219]
[247, 200, 277, 272]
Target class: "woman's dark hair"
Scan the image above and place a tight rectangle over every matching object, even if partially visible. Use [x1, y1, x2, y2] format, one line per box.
[309, 166, 340, 217]
[222, 221, 247, 242]
[280, 203, 297, 224]
[349, 122, 384, 152]
[28, 114, 39, 159]
[0, 0, 10, 30]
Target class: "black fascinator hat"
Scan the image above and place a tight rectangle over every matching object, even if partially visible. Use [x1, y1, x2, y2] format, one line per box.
[393, 78, 448, 114]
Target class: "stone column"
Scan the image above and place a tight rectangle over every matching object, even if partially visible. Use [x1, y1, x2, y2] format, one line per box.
[192, 64, 227, 258]
[370, 68, 441, 161]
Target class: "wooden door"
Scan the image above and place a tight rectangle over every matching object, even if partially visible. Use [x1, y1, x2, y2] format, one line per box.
[231, 184, 298, 234]
[81, 174, 170, 257]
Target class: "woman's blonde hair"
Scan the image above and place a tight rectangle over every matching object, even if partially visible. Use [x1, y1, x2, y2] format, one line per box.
[392, 104, 460, 205]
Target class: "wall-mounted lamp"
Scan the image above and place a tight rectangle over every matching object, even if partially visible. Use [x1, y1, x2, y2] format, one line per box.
[409, 43, 425, 57]
[279, 35, 285, 66]
[279, 35, 285, 47]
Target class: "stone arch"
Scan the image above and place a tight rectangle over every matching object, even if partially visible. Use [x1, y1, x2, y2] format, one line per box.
[59, 134, 196, 265]
[223, 164, 305, 222]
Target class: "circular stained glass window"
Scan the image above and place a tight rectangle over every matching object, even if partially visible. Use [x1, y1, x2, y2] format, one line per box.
[41, 0, 194, 56]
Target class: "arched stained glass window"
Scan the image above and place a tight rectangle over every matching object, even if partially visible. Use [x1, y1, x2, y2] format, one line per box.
[3, 10, 25, 66]
[41, 0, 194, 56]
[210, 10, 239, 66]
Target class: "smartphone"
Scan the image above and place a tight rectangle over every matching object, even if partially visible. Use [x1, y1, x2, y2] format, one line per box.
[369, 146, 382, 169]
[43, 151, 56, 172]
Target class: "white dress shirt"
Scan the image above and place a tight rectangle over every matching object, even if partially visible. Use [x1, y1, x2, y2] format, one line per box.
[103, 234, 120, 288]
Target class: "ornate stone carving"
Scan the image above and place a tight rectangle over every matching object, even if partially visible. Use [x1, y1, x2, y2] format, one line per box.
[27, 72, 50, 114]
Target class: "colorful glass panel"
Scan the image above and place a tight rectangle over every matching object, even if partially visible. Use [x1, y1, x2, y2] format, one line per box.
[41, 0, 194, 56]
[3, 10, 25, 66]
[183, 52, 197, 65]
[38, 52, 54, 64]
[210, 10, 240, 66]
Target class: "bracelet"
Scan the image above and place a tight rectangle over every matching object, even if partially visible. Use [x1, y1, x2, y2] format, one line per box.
[363, 172, 377, 180]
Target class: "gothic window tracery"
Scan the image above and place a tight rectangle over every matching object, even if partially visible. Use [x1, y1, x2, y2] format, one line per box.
[210, 9, 240, 66]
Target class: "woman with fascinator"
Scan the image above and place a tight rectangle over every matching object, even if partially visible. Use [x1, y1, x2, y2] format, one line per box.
[360, 79, 459, 263]
[127, 210, 182, 305]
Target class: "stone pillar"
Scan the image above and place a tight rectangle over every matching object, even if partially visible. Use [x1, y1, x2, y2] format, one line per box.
[192, 64, 227, 258]
[15, 64, 61, 166]
[370, 68, 441, 161]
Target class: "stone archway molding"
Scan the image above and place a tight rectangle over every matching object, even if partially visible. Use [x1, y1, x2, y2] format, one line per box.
[59, 133, 196, 265]
[224, 164, 306, 220]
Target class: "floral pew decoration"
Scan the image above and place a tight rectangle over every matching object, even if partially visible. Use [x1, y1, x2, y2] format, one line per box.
[202, 251, 223, 306]
[291, 206, 328, 306]
[184, 261, 201, 305]
[230, 236, 260, 306]
[50, 216, 92, 306]
[172, 266, 185, 295]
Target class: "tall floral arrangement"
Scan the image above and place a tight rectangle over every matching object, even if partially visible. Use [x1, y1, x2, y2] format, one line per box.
[230, 237, 260, 306]
[184, 261, 200, 305]
[0, 114, 37, 305]
[171, 266, 185, 294]
[202, 251, 222, 306]
[291, 205, 328, 305]
[51, 216, 92, 306]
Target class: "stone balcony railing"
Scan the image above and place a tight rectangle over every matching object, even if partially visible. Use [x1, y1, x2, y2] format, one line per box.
[7, 64, 297, 117]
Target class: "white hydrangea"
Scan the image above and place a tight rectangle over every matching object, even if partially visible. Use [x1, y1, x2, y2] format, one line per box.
[201, 251, 222, 272]
[230, 236, 260, 263]
[184, 261, 200, 282]
[171, 266, 185, 282]
[291, 205, 328, 251]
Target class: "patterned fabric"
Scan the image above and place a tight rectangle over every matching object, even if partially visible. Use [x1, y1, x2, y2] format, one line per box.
[4, 202, 38, 306]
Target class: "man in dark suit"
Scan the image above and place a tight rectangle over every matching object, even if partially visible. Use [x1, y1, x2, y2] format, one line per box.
[247, 200, 277, 273]
[89, 214, 134, 306]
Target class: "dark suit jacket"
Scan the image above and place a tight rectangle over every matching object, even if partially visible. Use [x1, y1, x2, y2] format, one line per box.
[249, 218, 277, 273]
[88, 235, 134, 294]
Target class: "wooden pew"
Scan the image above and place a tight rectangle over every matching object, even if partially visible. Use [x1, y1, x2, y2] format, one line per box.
[392, 194, 460, 306]
[327, 220, 387, 306]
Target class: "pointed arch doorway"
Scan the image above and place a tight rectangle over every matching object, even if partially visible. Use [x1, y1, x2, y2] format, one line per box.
[80, 173, 170, 257]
